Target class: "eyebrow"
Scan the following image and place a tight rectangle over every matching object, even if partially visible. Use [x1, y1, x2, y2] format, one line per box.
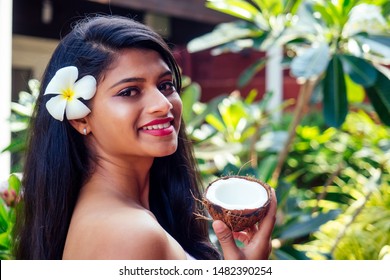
[109, 70, 173, 89]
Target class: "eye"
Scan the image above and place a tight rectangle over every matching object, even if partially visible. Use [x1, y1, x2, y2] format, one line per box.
[158, 81, 176, 95]
[116, 87, 140, 97]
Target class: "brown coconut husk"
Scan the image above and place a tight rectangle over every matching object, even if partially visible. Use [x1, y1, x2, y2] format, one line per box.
[203, 175, 272, 232]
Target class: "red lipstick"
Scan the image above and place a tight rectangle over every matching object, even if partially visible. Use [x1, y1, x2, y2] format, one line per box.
[140, 117, 174, 136]
[141, 117, 174, 127]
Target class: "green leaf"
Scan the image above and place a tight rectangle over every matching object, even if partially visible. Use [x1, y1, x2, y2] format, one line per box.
[340, 55, 378, 87]
[290, 43, 330, 79]
[325, 1, 342, 25]
[365, 35, 390, 48]
[0, 203, 9, 234]
[313, 3, 336, 26]
[323, 55, 348, 127]
[187, 21, 259, 53]
[8, 174, 21, 195]
[206, 0, 261, 22]
[10, 121, 29, 132]
[257, 154, 277, 182]
[365, 70, 390, 126]
[252, 0, 268, 13]
[279, 210, 340, 240]
[0, 232, 11, 250]
[220, 163, 240, 176]
[10, 102, 33, 117]
[205, 114, 226, 132]
[237, 58, 267, 88]
[253, 0, 301, 16]
[252, 32, 269, 49]
[345, 74, 365, 103]
[340, 0, 358, 22]
[190, 95, 227, 130]
[1, 136, 27, 153]
[181, 83, 201, 124]
[244, 89, 258, 104]
[219, 99, 247, 131]
[283, 0, 304, 14]
[383, 1, 390, 18]
[274, 181, 293, 209]
[265, 1, 282, 15]
[355, 36, 390, 63]
[373, 63, 390, 80]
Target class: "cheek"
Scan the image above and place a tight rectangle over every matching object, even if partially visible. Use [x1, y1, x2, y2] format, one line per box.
[89, 101, 136, 134]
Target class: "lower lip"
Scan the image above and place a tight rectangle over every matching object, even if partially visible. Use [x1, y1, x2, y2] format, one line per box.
[140, 125, 174, 136]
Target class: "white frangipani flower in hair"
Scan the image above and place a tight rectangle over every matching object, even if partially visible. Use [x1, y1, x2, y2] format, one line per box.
[44, 66, 96, 121]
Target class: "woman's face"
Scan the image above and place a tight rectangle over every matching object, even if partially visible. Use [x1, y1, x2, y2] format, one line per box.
[86, 48, 182, 161]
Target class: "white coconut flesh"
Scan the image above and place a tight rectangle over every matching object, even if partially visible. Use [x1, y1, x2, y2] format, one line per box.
[205, 177, 269, 210]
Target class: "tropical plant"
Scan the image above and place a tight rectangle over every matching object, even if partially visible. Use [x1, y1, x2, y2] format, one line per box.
[187, 0, 390, 182]
[0, 174, 21, 259]
[188, 0, 390, 125]
[183, 79, 390, 259]
[283, 109, 390, 259]
[188, 0, 304, 87]
[2, 79, 39, 172]
[296, 168, 390, 260]
[181, 77, 287, 180]
[181, 79, 343, 259]
[286, 109, 389, 185]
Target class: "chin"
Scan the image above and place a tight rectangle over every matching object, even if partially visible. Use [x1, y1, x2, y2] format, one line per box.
[162, 148, 178, 157]
[156, 145, 178, 157]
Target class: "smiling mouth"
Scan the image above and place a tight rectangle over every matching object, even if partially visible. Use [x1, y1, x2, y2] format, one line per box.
[141, 121, 171, 131]
[140, 117, 175, 136]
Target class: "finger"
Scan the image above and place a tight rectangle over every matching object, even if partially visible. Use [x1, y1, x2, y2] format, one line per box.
[244, 224, 258, 240]
[249, 187, 277, 255]
[255, 187, 277, 239]
[249, 223, 258, 232]
[233, 231, 250, 245]
[212, 220, 242, 260]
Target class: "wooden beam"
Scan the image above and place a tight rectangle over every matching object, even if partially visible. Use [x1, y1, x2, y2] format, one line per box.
[88, 0, 233, 24]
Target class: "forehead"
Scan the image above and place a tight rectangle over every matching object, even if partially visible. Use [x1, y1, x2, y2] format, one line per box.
[104, 49, 170, 78]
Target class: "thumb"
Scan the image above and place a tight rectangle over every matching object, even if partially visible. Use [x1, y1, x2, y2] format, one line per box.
[212, 220, 241, 260]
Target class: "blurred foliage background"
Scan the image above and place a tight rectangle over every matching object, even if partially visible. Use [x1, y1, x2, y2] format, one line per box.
[181, 76, 390, 260]
[1, 0, 389, 259]
[184, 0, 390, 260]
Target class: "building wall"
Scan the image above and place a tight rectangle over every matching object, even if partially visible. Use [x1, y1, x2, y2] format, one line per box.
[13, 35, 58, 80]
[175, 47, 300, 102]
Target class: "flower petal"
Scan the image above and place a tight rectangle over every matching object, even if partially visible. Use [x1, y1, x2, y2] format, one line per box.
[73, 75, 97, 100]
[44, 66, 78, 95]
[65, 99, 91, 120]
[46, 95, 67, 121]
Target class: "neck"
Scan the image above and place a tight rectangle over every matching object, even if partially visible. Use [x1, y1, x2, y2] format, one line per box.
[84, 155, 154, 209]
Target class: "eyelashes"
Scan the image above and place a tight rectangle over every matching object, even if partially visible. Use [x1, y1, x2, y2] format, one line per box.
[117, 87, 139, 97]
[158, 81, 176, 95]
[116, 81, 176, 97]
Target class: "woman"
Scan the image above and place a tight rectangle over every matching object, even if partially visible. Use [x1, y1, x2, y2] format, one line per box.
[14, 15, 276, 260]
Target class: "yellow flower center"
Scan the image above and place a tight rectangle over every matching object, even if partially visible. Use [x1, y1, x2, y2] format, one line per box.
[62, 88, 74, 100]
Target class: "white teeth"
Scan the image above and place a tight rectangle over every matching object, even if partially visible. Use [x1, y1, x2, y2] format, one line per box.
[142, 122, 171, 130]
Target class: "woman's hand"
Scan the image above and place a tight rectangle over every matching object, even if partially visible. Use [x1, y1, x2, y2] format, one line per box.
[212, 188, 277, 260]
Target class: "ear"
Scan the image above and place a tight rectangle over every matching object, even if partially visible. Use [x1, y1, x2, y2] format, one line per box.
[69, 117, 90, 135]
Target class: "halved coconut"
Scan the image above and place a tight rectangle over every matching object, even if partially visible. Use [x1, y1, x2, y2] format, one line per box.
[203, 175, 271, 232]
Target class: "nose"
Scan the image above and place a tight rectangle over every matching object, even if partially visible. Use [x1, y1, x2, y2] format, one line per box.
[146, 88, 173, 114]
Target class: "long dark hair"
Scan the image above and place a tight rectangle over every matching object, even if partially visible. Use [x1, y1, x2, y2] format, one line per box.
[14, 15, 221, 260]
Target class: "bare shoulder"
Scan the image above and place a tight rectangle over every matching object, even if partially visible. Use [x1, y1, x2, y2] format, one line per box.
[63, 207, 184, 260]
